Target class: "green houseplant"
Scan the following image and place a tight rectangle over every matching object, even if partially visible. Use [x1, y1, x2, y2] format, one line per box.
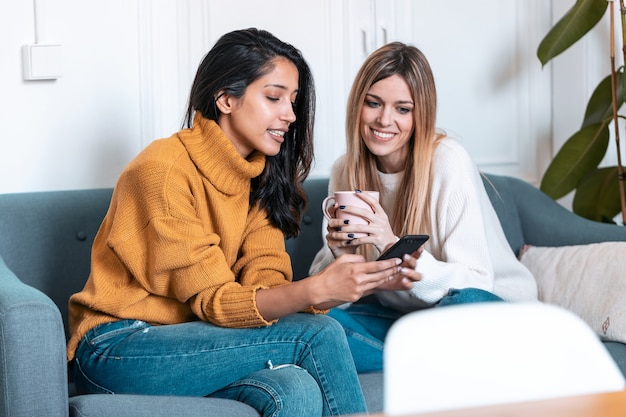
[538, 0, 626, 224]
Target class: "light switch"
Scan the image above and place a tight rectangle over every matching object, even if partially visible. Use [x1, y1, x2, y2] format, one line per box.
[22, 44, 62, 81]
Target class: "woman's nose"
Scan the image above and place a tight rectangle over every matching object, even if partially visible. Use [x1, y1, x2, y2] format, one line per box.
[376, 108, 392, 126]
[282, 103, 296, 123]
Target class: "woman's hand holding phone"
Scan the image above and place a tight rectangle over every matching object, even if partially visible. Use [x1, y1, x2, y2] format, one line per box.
[375, 235, 429, 291]
[377, 234, 429, 260]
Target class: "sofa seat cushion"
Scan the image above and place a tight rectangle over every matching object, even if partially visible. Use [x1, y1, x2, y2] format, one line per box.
[359, 372, 383, 412]
[68, 373, 383, 417]
[69, 395, 260, 417]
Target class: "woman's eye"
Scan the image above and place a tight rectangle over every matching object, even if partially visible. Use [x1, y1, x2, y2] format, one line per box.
[398, 107, 411, 114]
[366, 100, 380, 108]
[267, 96, 279, 102]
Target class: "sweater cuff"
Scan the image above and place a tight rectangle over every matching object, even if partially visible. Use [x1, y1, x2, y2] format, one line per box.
[199, 284, 277, 328]
[303, 306, 330, 315]
[410, 250, 452, 303]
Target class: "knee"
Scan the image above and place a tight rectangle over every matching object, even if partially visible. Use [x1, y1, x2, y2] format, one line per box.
[308, 313, 346, 339]
[275, 366, 323, 416]
[253, 366, 323, 417]
[287, 313, 347, 345]
[438, 288, 504, 306]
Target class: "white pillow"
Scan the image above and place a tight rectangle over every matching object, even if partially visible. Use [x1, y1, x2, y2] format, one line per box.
[519, 242, 626, 344]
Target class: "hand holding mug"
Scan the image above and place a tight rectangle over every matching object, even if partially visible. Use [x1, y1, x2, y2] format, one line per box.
[322, 191, 379, 239]
[323, 190, 399, 255]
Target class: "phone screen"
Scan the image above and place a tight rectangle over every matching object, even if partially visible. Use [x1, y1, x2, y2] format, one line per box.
[377, 234, 429, 260]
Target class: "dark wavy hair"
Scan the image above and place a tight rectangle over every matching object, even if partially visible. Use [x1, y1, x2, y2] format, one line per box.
[184, 28, 315, 239]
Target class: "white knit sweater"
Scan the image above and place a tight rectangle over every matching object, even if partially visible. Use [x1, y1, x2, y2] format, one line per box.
[309, 137, 538, 312]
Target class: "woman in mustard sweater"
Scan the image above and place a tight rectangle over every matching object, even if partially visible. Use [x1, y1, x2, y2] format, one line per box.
[66, 29, 408, 417]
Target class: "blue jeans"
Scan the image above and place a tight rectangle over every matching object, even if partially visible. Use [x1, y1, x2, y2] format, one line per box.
[71, 313, 367, 417]
[329, 288, 504, 373]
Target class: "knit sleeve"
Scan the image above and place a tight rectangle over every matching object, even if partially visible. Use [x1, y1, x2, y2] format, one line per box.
[414, 140, 495, 294]
[107, 161, 225, 295]
[108, 204, 274, 327]
[106, 155, 291, 328]
[376, 139, 495, 310]
[190, 203, 297, 327]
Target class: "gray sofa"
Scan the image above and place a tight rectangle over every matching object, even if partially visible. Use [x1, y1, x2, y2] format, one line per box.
[1, 173, 626, 417]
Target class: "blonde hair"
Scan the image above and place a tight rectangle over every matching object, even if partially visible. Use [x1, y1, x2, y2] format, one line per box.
[344, 42, 444, 258]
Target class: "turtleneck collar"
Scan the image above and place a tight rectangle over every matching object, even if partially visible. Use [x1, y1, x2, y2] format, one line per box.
[177, 113, 266, 195]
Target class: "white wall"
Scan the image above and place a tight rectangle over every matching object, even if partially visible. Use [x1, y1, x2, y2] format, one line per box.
[407, 0, 551, 182]
[0, 0, 143, 193]
[0, 0, 611, 194]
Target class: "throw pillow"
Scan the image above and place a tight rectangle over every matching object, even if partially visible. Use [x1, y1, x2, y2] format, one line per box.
[519, 242, 626, 344]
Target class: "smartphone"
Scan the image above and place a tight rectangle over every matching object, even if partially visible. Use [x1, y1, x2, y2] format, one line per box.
[377, 234, 429, 260]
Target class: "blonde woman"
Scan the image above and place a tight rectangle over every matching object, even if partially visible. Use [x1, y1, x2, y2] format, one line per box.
[310, 42, 537, 372]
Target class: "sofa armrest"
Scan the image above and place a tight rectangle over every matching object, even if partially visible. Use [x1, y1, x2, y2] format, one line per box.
[0, 255, 68, 417]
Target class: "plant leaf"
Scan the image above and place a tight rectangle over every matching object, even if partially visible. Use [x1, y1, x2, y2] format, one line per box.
[582, 72, 624, 128]
[572, 166, 623, 222]
[540, 122, 610, 199]
[537, 0, 607, 66]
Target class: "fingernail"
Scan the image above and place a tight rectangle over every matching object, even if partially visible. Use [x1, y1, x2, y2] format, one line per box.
[343, 219, 350, 224]
[403, 254, 411, 260]
[400, 267, 411, 274]
[355, 189, 362, 193]
[347, 233, 354, 238]
[339, 205, 346, 209]
[335, 227, 342, 231]
[346, 240, 353, 245]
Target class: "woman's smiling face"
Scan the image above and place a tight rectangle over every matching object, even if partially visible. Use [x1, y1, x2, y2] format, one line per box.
[218, 57, 299, 158]
[359, 74, 415, 173]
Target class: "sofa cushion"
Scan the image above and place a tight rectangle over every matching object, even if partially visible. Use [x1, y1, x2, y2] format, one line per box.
[285, 177, 328, 280]
[481, 174, 526, 255]
[67, 373, 383, 417]
[69, 395, 260, 417]
[520, 242, 626, 344]
[359, 372, 383, 412]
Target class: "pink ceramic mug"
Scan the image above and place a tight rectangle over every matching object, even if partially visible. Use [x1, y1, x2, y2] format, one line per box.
[321, 191, 380, 238]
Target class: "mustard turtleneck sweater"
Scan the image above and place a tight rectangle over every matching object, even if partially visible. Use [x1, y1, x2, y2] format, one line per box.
[67, 114, 294, 361]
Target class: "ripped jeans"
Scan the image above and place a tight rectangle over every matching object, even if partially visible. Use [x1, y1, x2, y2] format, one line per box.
[70, 314, 367, 417]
